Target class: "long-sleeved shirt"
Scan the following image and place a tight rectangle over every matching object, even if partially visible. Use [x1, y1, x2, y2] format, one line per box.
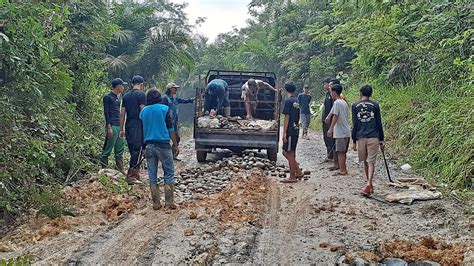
[139, 103, 174, 144]
[322, 91, 333, 123]
[351, 99, 385, 143]
[103, 92, 121, 126]
[204, 79, 229, 112]
[162, 94, 194, 125]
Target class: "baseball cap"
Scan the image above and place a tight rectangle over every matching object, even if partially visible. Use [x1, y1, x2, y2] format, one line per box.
[303, 84, 310, 88]
[131, 75, 145, 85]
[111, 78, 127, 88]
[166, 82, 180, 90]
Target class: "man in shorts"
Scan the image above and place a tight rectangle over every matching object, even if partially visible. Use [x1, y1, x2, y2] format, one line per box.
[281, 82, 304, 183]
[327, 84, 351, 176]
[241, 78, 277, 119]
[351, 85, 385, 196]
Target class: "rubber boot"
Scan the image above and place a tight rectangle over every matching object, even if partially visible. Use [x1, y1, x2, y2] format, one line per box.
[164, 184, 177, 209]
[100, 157, 108, 168]
[115, 157, 125, 175]
[150, 184, 162, 210]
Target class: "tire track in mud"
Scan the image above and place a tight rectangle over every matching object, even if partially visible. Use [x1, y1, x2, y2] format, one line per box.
[250, 181, 283, 264]
[67, 211, 178, 264]
[250, 180, 312, 264]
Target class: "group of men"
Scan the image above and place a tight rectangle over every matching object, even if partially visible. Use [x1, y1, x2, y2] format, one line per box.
[280, 79, 385, 196]
[100, 75, 385, 211]
[202, 78, 277, 119]
[100, 76, 194, 209]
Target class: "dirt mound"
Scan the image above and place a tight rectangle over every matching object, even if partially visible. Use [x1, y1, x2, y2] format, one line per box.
[379, 236, 465, 265]
[1, 178, 147, 249]
[182, 171, 269, 229]
[216, 173, 268, 227]
[63, 178, 147, 221]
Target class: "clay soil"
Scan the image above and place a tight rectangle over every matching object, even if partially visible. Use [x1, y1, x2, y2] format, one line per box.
[0, 133, 472, 264]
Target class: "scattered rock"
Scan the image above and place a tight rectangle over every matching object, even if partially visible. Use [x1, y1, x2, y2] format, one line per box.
[189, 211, 198, 219]
[176, 154, 290, 201]
[184, 228, 194, 236]
[0, 242, 16, 252]
[319, 242, 329, 248]
[385, 189, 442, 205]
[330, 246, 339, 252]
[401, 163, 412, 172]
[382, 258, 408, 266]
[407, 261, 440, 266]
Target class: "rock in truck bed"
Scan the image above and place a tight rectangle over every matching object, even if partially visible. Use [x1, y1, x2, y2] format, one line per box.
[197, 115, 278, 132]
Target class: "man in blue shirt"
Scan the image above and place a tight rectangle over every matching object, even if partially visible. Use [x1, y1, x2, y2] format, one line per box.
[162, 82, 194, 160]
[298, 84, 312, 139]
[204, 79, 230, 117]
[140, 89, 179, 210]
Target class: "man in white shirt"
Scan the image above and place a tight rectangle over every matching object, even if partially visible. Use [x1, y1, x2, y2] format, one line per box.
[241, 78, 277, 119]
[327, 84, 351, 176]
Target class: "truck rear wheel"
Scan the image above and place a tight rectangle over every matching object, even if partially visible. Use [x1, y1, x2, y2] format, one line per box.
[196, 151, 207, 162]
[267, 148, 278, 162]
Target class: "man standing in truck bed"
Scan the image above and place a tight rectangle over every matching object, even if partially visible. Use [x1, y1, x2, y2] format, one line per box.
[241, 78, 277, 120]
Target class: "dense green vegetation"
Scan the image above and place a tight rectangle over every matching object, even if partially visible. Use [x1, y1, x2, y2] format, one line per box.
[0, 0, 472, 220]
[190, 0, 472, 190]
[0, 0, 195, 220]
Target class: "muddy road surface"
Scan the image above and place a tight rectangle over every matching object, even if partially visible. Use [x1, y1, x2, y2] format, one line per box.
[1, 133, 472, 264]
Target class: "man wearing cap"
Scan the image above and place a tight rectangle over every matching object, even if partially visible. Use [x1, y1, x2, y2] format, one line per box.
[100, 78, 126, 173]
[162, 82, 194, 159]
[241, 79, 277, 120]
[298, 84, 313, 140]
[204, 78, 230, 117]
[120, 75, 146, 184]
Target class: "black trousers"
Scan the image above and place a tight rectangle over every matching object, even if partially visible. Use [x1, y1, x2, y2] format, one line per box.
[125, 120, 144, 169]
[322, 122, 335, 159]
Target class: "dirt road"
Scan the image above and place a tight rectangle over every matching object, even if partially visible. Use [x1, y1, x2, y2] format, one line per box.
[1, 132, 472, 264]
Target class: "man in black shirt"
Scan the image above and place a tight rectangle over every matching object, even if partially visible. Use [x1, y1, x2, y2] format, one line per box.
[120, 75, 146, 184]
[281, 82, 304, 183]
[351, 85, 385, 196]
[322, 78, 335, 161]
[100, 78, 126, 173]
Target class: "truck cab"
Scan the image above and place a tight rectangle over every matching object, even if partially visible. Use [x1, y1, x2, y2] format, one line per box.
[193, 70, 280, 162]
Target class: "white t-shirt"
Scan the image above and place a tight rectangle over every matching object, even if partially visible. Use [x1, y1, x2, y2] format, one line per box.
[241, 80, 267, 101]
[330, 99, 351, 138]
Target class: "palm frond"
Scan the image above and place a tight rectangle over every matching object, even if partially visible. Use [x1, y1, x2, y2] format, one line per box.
[103, 54, 130, 73]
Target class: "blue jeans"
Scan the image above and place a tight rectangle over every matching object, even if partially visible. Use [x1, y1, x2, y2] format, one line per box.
[145, 143, 175, 185]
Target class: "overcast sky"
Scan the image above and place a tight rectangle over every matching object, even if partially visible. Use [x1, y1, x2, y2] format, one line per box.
[171, 0, 252, 42]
